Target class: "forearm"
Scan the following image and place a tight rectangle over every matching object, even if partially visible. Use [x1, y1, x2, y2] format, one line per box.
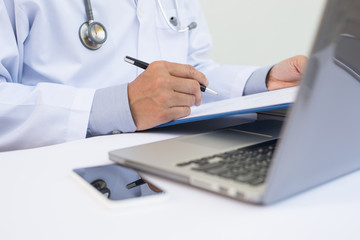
[0, 82, 95, 151]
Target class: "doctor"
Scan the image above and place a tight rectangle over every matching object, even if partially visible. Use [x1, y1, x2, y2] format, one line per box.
[0, 0, 306, 151]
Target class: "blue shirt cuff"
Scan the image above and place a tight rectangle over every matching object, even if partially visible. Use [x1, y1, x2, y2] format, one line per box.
[243, 65, 273, 96]
[87, 84, 137, 136]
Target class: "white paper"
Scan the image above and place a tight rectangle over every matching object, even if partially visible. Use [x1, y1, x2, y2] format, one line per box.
[158, 87, 299, 127]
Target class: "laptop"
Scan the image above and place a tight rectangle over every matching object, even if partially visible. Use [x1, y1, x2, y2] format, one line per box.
[109, 0, 360, 204]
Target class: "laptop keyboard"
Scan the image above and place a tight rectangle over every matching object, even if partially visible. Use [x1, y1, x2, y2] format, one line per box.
[176, 139, 278, 186]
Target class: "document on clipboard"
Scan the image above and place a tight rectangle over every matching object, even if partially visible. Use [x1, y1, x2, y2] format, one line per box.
[157, 87, 299, 127]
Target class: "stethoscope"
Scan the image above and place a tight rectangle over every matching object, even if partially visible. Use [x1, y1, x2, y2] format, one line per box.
[79, 0, 107, 50]
[79, 0, 197, 50]
[156, 0, 197, 33]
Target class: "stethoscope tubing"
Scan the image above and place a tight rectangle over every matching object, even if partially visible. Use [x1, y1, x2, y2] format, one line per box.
[84, 0, 94, 21]
[157, 0, 191, 33]
[79, 0, 107, 49]
[79, 0, 197, 50]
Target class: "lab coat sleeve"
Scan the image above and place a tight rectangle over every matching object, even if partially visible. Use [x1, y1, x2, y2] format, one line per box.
[0, 83, 95, 152]
[185, 0, 267, 103]
[244, 65, 273, 95]
[0, 2, 95, 151]
[88, 84, 137, 136]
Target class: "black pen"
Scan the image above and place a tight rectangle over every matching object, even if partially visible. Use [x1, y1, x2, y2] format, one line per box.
[124, 56, 218, 95]
[126, 178, 146, 189]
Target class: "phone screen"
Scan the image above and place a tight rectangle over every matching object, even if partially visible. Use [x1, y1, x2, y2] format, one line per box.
[73, 164, 165, 201]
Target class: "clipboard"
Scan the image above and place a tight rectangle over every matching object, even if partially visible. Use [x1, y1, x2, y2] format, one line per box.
[157, 87, 298, 128]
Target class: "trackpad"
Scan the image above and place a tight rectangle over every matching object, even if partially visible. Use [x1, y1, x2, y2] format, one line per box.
[179, 129, 273, 150]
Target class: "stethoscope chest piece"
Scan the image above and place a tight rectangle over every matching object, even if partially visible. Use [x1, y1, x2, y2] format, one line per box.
[79, 0, 107, 50]
[79, 20, 107, 50]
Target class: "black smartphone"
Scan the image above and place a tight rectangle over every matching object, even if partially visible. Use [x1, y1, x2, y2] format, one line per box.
[72, 164, 166, 206]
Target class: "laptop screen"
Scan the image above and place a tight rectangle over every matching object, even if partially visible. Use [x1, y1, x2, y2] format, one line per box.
[264, 0, 360, 203]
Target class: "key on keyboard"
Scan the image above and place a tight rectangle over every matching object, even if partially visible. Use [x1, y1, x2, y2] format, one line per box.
[176, 139, 278, 186]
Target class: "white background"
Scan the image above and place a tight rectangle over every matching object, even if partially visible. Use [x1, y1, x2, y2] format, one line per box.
[198, 0, 327, 66]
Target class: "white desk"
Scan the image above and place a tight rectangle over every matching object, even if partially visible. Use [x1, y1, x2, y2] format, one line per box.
[1, 115, 360, 240]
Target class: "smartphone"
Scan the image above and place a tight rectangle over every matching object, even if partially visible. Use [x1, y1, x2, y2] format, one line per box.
[72, 164, 166, 206]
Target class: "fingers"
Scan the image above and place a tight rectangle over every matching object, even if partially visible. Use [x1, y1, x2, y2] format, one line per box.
[267, 55, 308, 91]
[170, 77, 202, 106]
[140, 82, 199, 109]
[128, 60, 207, 131]
[293, 55, 308, 75]
[129, 97, 191, 131]
[166, 106, 191, 121]
[151, 61, 209, 87]
[160, 90, 197, 108]
[284, 55, 308, 79]
[266, 78, 299, 91]
[146, 61, 205, 105]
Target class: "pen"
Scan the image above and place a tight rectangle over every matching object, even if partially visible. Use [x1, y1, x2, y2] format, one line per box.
[126, 178, 146, 189]
[124, 56, 218, 95]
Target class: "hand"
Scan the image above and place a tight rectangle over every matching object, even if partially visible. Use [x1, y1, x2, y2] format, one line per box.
[128, 61, 208, 131]
[266, 55, 308, 90]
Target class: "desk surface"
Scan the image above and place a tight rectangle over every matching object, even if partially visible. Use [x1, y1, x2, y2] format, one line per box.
[1, 115, 360, 240]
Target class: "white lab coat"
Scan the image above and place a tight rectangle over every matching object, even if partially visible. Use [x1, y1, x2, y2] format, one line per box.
[0, 0, 259, 151]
